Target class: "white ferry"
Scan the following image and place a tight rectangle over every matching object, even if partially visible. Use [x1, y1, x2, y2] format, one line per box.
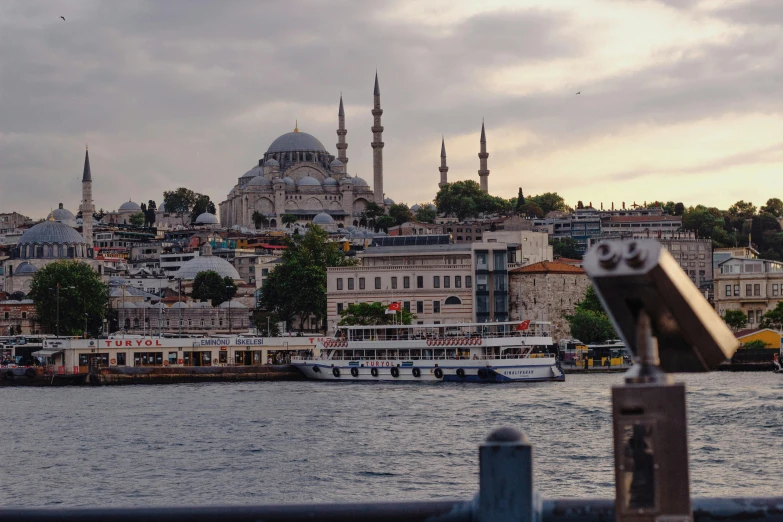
[291, 321, 565, 383]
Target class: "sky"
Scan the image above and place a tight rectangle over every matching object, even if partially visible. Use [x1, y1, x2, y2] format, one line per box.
[1, 0, 782, 220]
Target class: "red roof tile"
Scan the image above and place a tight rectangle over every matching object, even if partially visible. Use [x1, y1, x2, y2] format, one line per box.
[510, 261, 586, 274]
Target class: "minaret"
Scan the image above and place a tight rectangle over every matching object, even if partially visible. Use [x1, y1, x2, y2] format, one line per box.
[371, 72, 384, 205]
[438, 136, 449, 188]
[336, 94, 348, 166]
[79, 146, 95, 249]
[478, 121, 489, 192]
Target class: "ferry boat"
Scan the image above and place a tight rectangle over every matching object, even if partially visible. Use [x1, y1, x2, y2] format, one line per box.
[291, 321, 565, 383]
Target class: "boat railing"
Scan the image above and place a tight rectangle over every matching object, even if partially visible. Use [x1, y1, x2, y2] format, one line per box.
[296, 353, 555, 362]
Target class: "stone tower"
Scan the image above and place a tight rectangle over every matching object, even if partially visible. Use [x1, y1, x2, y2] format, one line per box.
[478, 121, 490, 192]
[371, 72, 384, 205]
[79, 146, 95, 248]
[336, 94, 348, 166]
[438, 136, 449, 188]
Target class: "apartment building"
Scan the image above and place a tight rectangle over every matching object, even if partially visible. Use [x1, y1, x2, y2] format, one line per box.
[714, 257, 783, 326]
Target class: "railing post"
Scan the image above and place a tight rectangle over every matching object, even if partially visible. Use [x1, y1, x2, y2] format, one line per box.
[479, 427, 540, 522]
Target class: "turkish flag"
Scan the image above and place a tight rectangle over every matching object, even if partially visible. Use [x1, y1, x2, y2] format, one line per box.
[516, 320, 531, 331]
[387, 302, 401, 311]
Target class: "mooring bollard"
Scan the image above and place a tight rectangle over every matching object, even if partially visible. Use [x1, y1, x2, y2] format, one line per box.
[478, 426, 540, 522]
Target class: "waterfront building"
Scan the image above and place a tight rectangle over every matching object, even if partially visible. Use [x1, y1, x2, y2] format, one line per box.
[0, 299, 37, 335]
[508, 261, 591, 343]
[116, 300, 249, 337]
[713, 257, 783, 326]
[714, 246, 758, 268]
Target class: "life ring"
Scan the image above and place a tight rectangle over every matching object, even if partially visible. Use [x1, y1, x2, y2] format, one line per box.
[110, 358, 117, 365]
[426, 339, 432, 346]
[162, 360, 168, 366]
[213, 358, 218, 364]
[412, 368, 421, 378]
[350, 367, 359, 378]
[434, 368, 443, 379]
[313, 366, 321, 373]
[177, 359, 184, 365]
[391, 367, 400, 378]
[332, 367, 341, 378]
[371, 367, 379, 377]
[456, 368, 465, 378]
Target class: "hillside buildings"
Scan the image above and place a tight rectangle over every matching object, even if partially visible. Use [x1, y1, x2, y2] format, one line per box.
[713, 257, 783, 327]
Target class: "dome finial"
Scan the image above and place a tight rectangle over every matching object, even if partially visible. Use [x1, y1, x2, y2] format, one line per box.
[48, 208, 55, 221]
[294, 120, 299, 132]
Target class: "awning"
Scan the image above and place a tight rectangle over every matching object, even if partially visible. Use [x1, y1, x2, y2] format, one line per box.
[32, 349, 63, 357]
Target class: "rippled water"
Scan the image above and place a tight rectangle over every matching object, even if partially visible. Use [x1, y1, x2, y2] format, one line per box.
[1, 373, 781, 507]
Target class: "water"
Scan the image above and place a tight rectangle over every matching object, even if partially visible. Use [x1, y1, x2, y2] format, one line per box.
[1, 373, 781, 508]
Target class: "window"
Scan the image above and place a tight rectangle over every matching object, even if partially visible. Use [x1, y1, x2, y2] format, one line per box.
[375, 277, 381, 290]
[404, 276, 410, 289]
[756, 310, 762, 324]
[337, 278, 343, 290]
[3, 312, 8, 320]
[391, 277, 397, 290]
[416, 301, 424, 314]
[262, 268, 269, 276]
[433, 301, 441, 313]
[455, 276, 462, 288]
[466, 276, 472, 288]
[444, 276, 450, 288]
[444, 296, 461, 305]
[168, 352, 177, 365]
[348, 278, 354, 290]
[337, 303, 344, 314]
[734, 284, 739, 296]
[494, 251, 507, 271]
[773, 284, 779, 296]
[725, 285, 732, 297]
[417, 276, 424, 289]
[359, 277, 365, 290]
[433, 276, 440, 288]
[748, 310, 754, 323]
[746, 284, 752, 296]
[475, 252, 488, 270]
[117, 353, 127, 366]
[754, 284, 760, 296]
[494, 274, 507, 292]
[476, 274, 488, 292]
[403, 301, 411, 313]
[219, 351, 228, 364]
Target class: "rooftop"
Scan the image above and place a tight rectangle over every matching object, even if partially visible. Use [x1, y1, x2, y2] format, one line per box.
[510, 261, 586, 275]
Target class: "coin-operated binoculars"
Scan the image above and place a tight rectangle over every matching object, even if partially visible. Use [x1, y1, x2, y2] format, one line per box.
[583, 240, 738, 522]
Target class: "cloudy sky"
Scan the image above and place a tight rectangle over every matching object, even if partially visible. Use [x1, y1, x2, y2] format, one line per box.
[1, 0, 781, 219]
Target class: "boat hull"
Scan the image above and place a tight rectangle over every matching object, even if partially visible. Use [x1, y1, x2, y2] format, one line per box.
[292, 359, 564, 383]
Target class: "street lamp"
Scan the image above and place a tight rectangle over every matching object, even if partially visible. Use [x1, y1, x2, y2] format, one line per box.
[226, 286, 233, 334]
[52, 284, 75, 338]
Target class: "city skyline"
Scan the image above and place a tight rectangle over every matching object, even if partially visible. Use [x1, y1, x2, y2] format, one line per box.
[2, 0, 782, 218]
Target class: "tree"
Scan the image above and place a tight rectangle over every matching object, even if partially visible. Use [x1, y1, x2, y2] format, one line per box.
[375, 215, 396, 233]
[722, 309, 748, 331]
[521, 201, 544, 218]
[760, 198, 783, 218]
[163, 187, 199, 225]
[251, 211, 268, 229]
[338, 302, 415, 326]
[129, 212, 145, 227]
[145, 200, 157, 227]
[388, 203, 413, 226]
[760, 302, 783, 331]
[261, 225, 348, 331]
[514, 188, 526, 214]
[190, 194, 217, 224]
[743, 339, 767, 350]
[361, 202, 385, 229]
[551, 237, 582, 259]
[528, 192, 567, 215]
[415, 205, 437, 224]
[191, 271, 237, 307]
[27, 261, 109, 337]
[673, 202, 685, 216]
[565, 286, 616, 344]
[251, 310, 281, 336]
[727, 200, 757, 220]
[281, 213, 298, 227]
[435, 180, 509, 220]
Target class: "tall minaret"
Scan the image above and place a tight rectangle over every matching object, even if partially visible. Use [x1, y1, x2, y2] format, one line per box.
[478, 121, 489, 192]
[438, 136, 449, 188]
[79, 146, 95, 248]
[371, 72, 384, 205]
[336, 94, 348, 166]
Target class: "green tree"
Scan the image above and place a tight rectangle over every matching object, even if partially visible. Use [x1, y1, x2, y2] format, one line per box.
[760, 302, 783, 331]
[673, 202, 685, 216]
[191, 271, 237, 306]
[145, 200, 157, 227]
[190, 194, 217, 224]
[261, 225, 348, 331]
[514, 187, 526, 214]
[435, 180, 509, 220]
[338, 302, 415, 326]
[388, 203, 413, 225]
[528, 192, 567, 215]
[565, 286, 616, 343]
[722, 309, 748, 331]
[251, 310, 281, 336]
[682, 205, 721, 239]
[163, 187, 199, 226]
[251, 211, 268, 229]
[375, 215, 396, 233]
[760, 198, 783, 217]
[521, 201, 544, 218]
[281, 213, 298, 227]
[728, 200, 757, 220]
[27, 261, 109, 337]
[129, 212, 145, 227]
[551, 237, 582, 259]
[742, 339, 767, 350]
[415, 205, 437, 223]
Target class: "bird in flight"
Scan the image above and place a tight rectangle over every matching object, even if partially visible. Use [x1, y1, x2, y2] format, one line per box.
[576, 91, 581, 95]
[60, 16, 65, 21]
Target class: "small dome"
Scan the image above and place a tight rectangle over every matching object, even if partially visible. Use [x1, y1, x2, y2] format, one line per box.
[425, 203, 436, 211]
[297, 176, 321, 187]
[282, 177, 296, 191]
[119, 200, 141, 212]
[174, 255, 241, 280]
[267, 131, 327, 153]
[411, 204, 421, 211]
[18, 220, 87, 246]
[195, 212, 219, 225]
[219, 300, 247, 309]
[243, 166, 263, 178]
[312, 212, 335, 226]
[170, 301, 190, 309]
[265, 158, 279, 167]
[323, 177, 338, 186]
[118, 302, 137, 309]
[248, 176, 271, 187]
[384, 198, 395, 205]
[15, 262, 38, 275]
[329, 159, 344, 168]
[51, 203, 76, 225]
[157, 203, 166, 212]
[352, 176, 369, 187]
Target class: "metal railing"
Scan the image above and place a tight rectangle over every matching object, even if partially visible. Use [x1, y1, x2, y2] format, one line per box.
[1, 427, 780, 521]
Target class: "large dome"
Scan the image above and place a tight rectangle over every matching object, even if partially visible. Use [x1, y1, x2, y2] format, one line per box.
[267, 131, 327, 153]
[195, 212, 219, 225]
[51, 203, 76, 226]
[119, 200, 141, 212]
[18, 220, 87, 246]
[174, 255, 240, 280]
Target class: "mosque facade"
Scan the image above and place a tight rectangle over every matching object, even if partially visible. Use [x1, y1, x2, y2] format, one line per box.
[219, 74, 389, 230]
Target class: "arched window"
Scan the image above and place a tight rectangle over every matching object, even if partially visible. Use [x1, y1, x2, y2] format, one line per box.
[57, 245, 64, 257]
[133, 318, 139, 328]
[124, 318, 130, 329]
[444, 296, 462, 305]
